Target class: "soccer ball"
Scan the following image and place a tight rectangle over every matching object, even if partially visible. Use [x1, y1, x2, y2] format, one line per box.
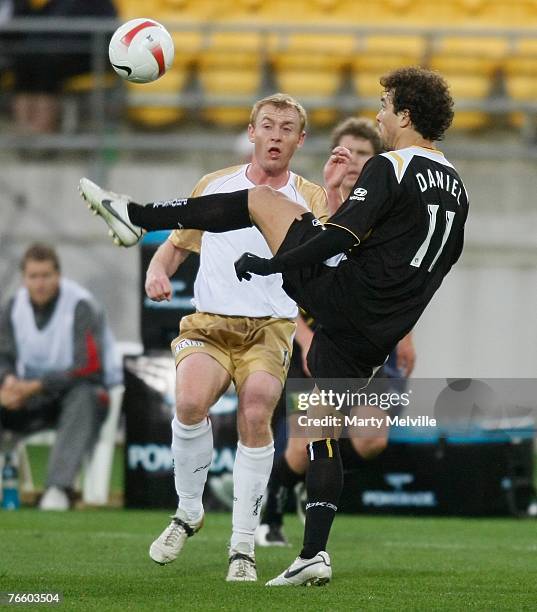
[108, 18, 174, 84]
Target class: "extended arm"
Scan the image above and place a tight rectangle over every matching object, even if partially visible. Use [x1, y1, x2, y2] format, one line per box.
[235, 224, 357, 281]
[396, 331, 416, 377]
[145, 239, 191, 301]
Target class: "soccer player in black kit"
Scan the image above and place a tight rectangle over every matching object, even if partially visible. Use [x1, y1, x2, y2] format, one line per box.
[80, 67, 469, 586]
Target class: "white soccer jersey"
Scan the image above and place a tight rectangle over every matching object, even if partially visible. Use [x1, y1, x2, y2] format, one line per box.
[169, 164, 328, 318]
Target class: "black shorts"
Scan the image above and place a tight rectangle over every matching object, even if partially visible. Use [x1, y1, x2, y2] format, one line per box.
[277, 213, 388, 381]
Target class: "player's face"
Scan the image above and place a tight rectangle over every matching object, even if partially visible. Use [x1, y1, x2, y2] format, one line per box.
[337, 135, 375, 195]
[376, 91, 401, 150]
[248, 104, 305, 175]
[23, 260, 60, 307]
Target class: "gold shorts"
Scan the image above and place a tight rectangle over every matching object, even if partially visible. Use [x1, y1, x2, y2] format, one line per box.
[171, 312, 296, 393]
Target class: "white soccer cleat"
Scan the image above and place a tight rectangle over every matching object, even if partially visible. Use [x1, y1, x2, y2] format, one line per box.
[226, 543, 257, 582]
[255, 523, 290, 547]
[78, 177, 143, 247]
[149, 509, 204, 565]
[265, 551, 332, 586]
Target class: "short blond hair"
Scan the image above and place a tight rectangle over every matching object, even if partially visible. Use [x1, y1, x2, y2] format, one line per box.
[249, 93, 307, 131]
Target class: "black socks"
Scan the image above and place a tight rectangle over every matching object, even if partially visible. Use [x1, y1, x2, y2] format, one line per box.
[262, 455, 304, 526]
[127, 189, 252, 233]
[300, 438, 343, 559]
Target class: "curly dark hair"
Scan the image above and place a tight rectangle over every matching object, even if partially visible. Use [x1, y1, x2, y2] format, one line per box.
[380, 67, 454, 142]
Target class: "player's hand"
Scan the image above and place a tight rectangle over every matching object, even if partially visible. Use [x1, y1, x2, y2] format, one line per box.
[0, 376, 29, 410]
[323, 145, 352, 191]
[145, 271, 172, 302]
[234, 253, 274, 281]
[396, 333, 416, 377]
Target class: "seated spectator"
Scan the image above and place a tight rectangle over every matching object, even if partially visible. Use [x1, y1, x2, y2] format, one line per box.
[0, 243, 121, 510]
[10, 0, 116, 134]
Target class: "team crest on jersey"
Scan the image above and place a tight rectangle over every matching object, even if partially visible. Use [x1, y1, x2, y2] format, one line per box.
[350, 187, 367, 202]
[311, 218, 322, 227]
[174, 339, 204, 354]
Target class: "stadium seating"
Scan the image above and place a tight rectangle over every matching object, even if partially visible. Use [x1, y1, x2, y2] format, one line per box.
[503, 37, 537, 128]
[197, 31, 264, 126]
[429, 36, 509, 130]
[351, 34, 427, 115]
[121, 0, 208, 127]
[112, 0, 537, 131]
[61, 72, 118, 133]
[126, 57, 191, 128]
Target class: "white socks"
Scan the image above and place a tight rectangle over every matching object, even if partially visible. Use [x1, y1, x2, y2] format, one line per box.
[171, 416, 213, 523]
[171, 421, 274, 553]
[230, 441, 275, 553]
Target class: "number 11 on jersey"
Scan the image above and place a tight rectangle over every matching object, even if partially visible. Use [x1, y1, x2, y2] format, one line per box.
[411, 204, 455, 271]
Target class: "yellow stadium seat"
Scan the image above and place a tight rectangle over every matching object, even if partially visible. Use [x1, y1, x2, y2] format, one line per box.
[352, 34, 427, 74]
[159, 0, 214, 19]
[271, 52, 346, 127]
[214, 0, 310, 24]
[505, 76, 537, 101]
[446, 74, 492, 99]
[503, 38, 537, 77]
[114, 0, 147, 19]
[428, 35, 507, 131]
[456, 0, 537, 27]
[430, 36, 508, 76]
[197, 31, 263, 126]
[266, 12, 355, 128]
[360, 0, 460, 26]
[126, 56, 192, 127]
[350, 35, 427, 115]
[351, 73, 383, 116]
[446, 75, 492, 130]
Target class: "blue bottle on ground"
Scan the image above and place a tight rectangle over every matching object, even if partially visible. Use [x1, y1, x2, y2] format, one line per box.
[1, 452, 20, 510]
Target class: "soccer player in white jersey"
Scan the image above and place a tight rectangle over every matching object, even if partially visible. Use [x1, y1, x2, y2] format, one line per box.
[143, 94, 336, 581]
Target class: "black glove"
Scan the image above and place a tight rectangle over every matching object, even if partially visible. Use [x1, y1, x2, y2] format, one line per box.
[234, 252, 275, 281]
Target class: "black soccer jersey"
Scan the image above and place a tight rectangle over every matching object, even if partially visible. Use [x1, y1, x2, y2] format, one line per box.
[323, 145, 469, 354]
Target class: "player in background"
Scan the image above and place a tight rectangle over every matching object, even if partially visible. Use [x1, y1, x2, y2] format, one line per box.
[80, 67, 468, 586]
[135, 94, 337, 582]
[256, 117, 416, 547]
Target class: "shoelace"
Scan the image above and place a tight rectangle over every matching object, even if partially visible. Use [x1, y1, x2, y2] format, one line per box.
[164, 521, 185, 546]
[232, 557, 254, 579]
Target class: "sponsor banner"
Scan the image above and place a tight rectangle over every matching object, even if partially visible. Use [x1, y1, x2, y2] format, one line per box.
[124, 355, 238, 509]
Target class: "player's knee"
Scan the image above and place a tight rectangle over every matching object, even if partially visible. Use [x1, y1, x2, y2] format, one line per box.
[175, 396, 209, 425]
[249, 185, 279, 211]
[285, 438, 308, 473]
[240, 402, 272, 432]
[352, 436, 388, 460]
[251, 184, 278, 199]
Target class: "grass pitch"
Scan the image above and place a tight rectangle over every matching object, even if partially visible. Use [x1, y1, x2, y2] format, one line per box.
[1, 510, 536, 611]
